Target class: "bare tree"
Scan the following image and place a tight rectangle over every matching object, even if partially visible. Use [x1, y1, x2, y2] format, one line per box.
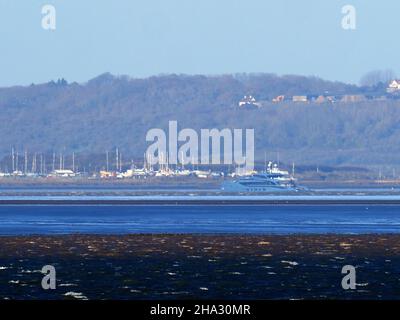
[360, 69, 396, 87]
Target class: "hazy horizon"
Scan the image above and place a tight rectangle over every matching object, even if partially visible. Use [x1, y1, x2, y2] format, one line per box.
[0, 71, 371, 89]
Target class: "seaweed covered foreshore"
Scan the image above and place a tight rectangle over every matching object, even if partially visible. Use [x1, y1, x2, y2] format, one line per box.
[0, 234, 399, 300]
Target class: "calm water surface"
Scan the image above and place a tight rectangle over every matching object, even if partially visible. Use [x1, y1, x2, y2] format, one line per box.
[0, 205, 399, 235]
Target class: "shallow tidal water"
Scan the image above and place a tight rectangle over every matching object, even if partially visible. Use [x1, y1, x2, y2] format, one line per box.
[0, 204, 399, 299]
[0, 204, 399, 235]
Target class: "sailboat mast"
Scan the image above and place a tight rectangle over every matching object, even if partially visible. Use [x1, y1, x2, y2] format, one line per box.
[116, 148, 119, 172]
[24, 150, 28, 174]
[11, 147, 15, 172]
[106, 151, 109, 172]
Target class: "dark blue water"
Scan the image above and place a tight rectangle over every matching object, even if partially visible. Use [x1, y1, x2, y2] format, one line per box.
[0, 205, 399, 235]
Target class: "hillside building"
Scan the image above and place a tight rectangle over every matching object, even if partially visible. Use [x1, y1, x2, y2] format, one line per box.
[292, 96, 308, 103]
[315, 95, 326, 103]
[272, 95, 285, 103]
[314, 95, 336, 104]
[238, 95, 261, 108]
[341, 95, 367, 103]
[387, 80, 400, 93]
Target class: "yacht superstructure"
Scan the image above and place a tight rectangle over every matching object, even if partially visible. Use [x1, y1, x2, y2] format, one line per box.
[222, 162, 298, 192]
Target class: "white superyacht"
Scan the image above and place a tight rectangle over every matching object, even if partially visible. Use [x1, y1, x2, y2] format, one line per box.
[222, 162, 298, 192]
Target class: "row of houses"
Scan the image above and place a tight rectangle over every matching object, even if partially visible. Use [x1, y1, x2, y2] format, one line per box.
[238, 80, 400, 108]
[238, 94, 371, 108]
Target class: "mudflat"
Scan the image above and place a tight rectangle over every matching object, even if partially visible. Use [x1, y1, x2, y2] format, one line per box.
[0, 234, 399, 300]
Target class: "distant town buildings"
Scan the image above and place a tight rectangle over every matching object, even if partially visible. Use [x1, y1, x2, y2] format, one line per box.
[100, 170, 115, 179]
[236, 79, 400, 109]
[50, 169, 76, 177]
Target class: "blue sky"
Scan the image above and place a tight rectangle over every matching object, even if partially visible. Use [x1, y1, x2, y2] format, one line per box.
[0, 0, 398, 86]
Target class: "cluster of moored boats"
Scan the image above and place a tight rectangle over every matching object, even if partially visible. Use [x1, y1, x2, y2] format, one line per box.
[0, 161, 303, 192]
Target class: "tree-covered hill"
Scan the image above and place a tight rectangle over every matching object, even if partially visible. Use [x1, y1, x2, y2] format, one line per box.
[0, 73, 398, 167]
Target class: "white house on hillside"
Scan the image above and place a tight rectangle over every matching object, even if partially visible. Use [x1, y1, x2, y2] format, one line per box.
[387, 80, 400, 93]
[238, 95, 262, 108]
[292, 95, 308, 103]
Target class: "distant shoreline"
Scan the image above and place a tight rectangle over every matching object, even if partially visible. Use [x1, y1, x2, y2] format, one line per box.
[0, 177, 399, 190]
[2, 198, 400, 205]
